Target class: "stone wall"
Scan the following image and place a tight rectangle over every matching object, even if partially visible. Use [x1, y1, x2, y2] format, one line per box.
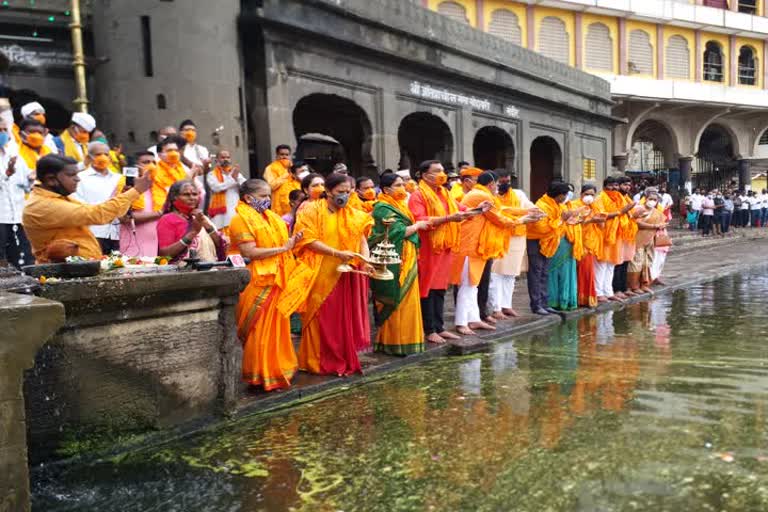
[1, 293, 64, 512]
[24, 268, 249, 461]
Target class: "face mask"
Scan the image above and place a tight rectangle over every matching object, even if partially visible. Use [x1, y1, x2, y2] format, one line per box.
[165, 150, 181, 165]
[362, 189, 376, 201]
[566, 191, 574, 201]
[74, 130, 90, 144]
[391, 187, 407, 200]
[182, 130, 197, 143]
[309, 184, 325, 200]
[141, 162, 157, 178]
[279, 157, 292, 168]
[498, 183, 511, 195]
[433, 172, 447, 186]
[219, 160, 231, 169]
[173, 198, 196, 215]
[92, 154, 111, 170]
[333, 192, 350, 208]
[26, 132, 44, 149]
[297, 170, 310, 180]
[94, 136, 108, 145]
[0, 132, 9, 148]
[582, 194, 595, 205]
[646, 200, 658, 208]
[250, 197, 271, 213]
[406, 180, 418, 193]
[32, 113, 46, 125]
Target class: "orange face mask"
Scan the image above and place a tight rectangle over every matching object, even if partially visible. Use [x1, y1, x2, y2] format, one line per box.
[280, 157, 292, 168]
[433, 172, 448, 186]
[25, 132, 44, 149]
[92, 154, 111, 170]
[75, 130, 90, 144]
[182, 130, 197, 143]
[141, 163, 157, 179]
[309, 184, 325, 199]
[406, 179, 418, 192]
[362, 188, 376, 201]
[165, 150, 181, 165]
[391, 187, 407, 200]
[32, 113, 46, 125]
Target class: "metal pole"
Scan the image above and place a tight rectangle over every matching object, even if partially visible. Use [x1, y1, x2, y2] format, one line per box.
[70, 0, 88, 113]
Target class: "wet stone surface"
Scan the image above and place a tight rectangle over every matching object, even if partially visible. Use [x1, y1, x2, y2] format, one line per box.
[31, 272, 768, 511]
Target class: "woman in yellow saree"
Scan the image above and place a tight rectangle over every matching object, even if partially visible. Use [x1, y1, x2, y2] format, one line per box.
[290, 173, 374, 376]
[369, 174, 431, 355]
[228, 179, 302, 391]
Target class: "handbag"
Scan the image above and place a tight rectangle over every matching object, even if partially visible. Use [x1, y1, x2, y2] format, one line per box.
[654, 232, 673, 248]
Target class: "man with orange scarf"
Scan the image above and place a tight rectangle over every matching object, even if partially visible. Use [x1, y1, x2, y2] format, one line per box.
[228, 179, 302, 390]
[15, 118, 52, 185]
[13, 102, 58, 153]
[55, 112, 95, 163]
[263, 144, 299, 216]
[205, 149, 245, 229]
[526, 181, 574, 315]
[451, 170, 535, 334]
[408, 160, 477, 344]
[348, 175, 377, 213]
[612, 176, 639, 299]
[151, 138, 188, 212]
[593, 177, 636, 302]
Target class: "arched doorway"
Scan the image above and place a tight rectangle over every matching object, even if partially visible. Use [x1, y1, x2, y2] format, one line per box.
[530, 136, 562, 201]
[292, 93, 375, 177]
[630, 120, 678, 171]
[696, 124, 736, 190]
[473, 126, 515, 172]
[398, 112, 453, 171]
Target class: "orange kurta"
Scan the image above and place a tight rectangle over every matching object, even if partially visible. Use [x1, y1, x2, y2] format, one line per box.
[527, 194, 566, 258]
[593, 190, 622, 264]
[263, 160, 300, 216]
[23, 187, 140, 262]
[151, 159, 187, 212]
[451, 185, 520, 286]
[229, 201, 297, 390]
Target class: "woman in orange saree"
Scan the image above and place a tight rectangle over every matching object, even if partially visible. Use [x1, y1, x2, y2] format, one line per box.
[229, 179, 301, 391]
[571, 184, 605, 308]
[290, 173, 374, 376]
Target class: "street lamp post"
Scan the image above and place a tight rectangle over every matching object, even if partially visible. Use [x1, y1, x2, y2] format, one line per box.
[69, 0, 88, 113]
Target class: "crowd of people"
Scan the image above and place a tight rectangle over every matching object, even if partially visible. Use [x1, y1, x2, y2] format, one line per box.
[683, 187, 768, 235]
[1, 100, 676, 394]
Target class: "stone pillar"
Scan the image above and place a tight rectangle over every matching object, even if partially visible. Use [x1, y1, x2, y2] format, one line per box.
[695, 30, 702, 82]
[679, 156, 693, 193]
[729, 35, 737, 87]
[575, 13, 583, 70]
[0, 293, 64, 512]
[526, 5, 535, 50]
[730, 0, 739, 11]
[618, 18, 628, 75]
[612, 154, 628, 173]
[739, 159, 752, 190]
[656, 24, 664, 80]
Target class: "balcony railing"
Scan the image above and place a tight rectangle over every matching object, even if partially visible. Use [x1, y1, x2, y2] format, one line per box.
[702, 0, 758, 14]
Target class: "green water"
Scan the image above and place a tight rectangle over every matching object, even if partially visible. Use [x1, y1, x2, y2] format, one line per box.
[33, 274, 768, 511]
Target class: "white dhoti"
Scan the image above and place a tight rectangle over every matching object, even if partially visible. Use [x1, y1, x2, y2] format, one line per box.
[489, 273, 516, 312]
[488, 236, 525, 313]
[650, 249, 667, 281]
[455, 257, 481, 327]
[594, 261, 615, 297]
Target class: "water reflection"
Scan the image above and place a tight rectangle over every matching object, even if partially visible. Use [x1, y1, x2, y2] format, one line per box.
[33, 275, 768, 512]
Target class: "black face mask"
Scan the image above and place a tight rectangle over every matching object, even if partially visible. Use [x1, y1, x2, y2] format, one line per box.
[498, 183, 511, 195]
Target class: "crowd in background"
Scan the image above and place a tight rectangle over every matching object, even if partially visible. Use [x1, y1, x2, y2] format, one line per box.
[683, 187, 768, 235]
[2, 100, 675, 394]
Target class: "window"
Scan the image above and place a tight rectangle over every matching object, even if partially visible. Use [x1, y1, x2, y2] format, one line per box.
[703, 41, 724, 82]
[156, 93, 166, 110]
[437, 1, 469, 24]
[666, 35, 690, 80]
[538, 16, 569, 65]
[702, 0, 727, 7]
[583, 158, 596, 180]
[738, 46, 757, 85]
[585, 23, 613, 72]
[738, 0, 758, 15]
[487, 9, 521, 45]
[140, 15, 153, 77]
[759, 129, 768, 145]
[628, 29, 653, 75]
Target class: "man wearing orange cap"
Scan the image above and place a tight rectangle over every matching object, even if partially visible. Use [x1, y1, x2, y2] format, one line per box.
[451, 165, 481, 203]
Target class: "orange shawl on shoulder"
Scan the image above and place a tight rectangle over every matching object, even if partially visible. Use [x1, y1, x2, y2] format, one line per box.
[418, 179, 460, 252]
[527, 194, 565, 258]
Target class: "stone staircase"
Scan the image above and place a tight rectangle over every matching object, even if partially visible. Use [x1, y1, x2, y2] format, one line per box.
[665, 226, 768, 255]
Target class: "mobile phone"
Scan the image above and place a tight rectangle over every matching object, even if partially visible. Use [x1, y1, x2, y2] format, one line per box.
[122, 166, 139, 186]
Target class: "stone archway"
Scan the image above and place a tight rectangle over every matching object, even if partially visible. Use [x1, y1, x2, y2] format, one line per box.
[630, 119, 679, 171]
[530, 136, 562, 201]
[398, 112, 454, 171]
[473, 126, 515, 172]
[696, 123, 737, 190]
[292, 93, 375, 177]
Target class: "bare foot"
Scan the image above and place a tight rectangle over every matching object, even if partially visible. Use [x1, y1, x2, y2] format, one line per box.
[607, 295, 622, 302]
[469, 321, 496, 331]
[484, 315, 497, 325]
[492, 311, 507, 320]
[426, 333, 446, 344]
[502, 308, 520, 317]
[615, 292, 627, 299]
[597, 296, 608, 303]
[438, 330, 460, 340]
[456, 326, 475, 335]
[631, 289, 644, 295]
[641, 286, 654, 294]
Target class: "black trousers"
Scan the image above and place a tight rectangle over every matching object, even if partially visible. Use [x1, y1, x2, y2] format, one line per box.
[526, 239, 550, 311]
[477, 259, 493, 319]
[420, 289, 446, 335]
[700, 214, 713, 235]
[97, 238, 120, 255]
[612, 261, 629, 293]
[0, 223, 33, 268]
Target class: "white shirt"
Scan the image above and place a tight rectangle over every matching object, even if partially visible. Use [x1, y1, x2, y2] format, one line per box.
[749, 196, 762, 210]
[739, 195, 750, 210]
[74, 167, 123, 240]
[206, 169, 245, 229]
[0, 144, 30, 224]
[514, 188, 535, 209]
[183, 143, 209, 167]
[689, 193, 703, 211]
[660, 192, 673, 210]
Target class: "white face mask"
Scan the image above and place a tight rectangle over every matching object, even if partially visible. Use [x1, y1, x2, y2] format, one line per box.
[646, 200, 658, 208]
[297, 170, 310, 180]
[566, 191, 574, 201]
[582, 195, 595, 205]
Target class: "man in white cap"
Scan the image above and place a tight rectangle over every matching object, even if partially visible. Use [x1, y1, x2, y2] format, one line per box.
[54, 111, 96, 163]
[14, 101, 57, 153]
